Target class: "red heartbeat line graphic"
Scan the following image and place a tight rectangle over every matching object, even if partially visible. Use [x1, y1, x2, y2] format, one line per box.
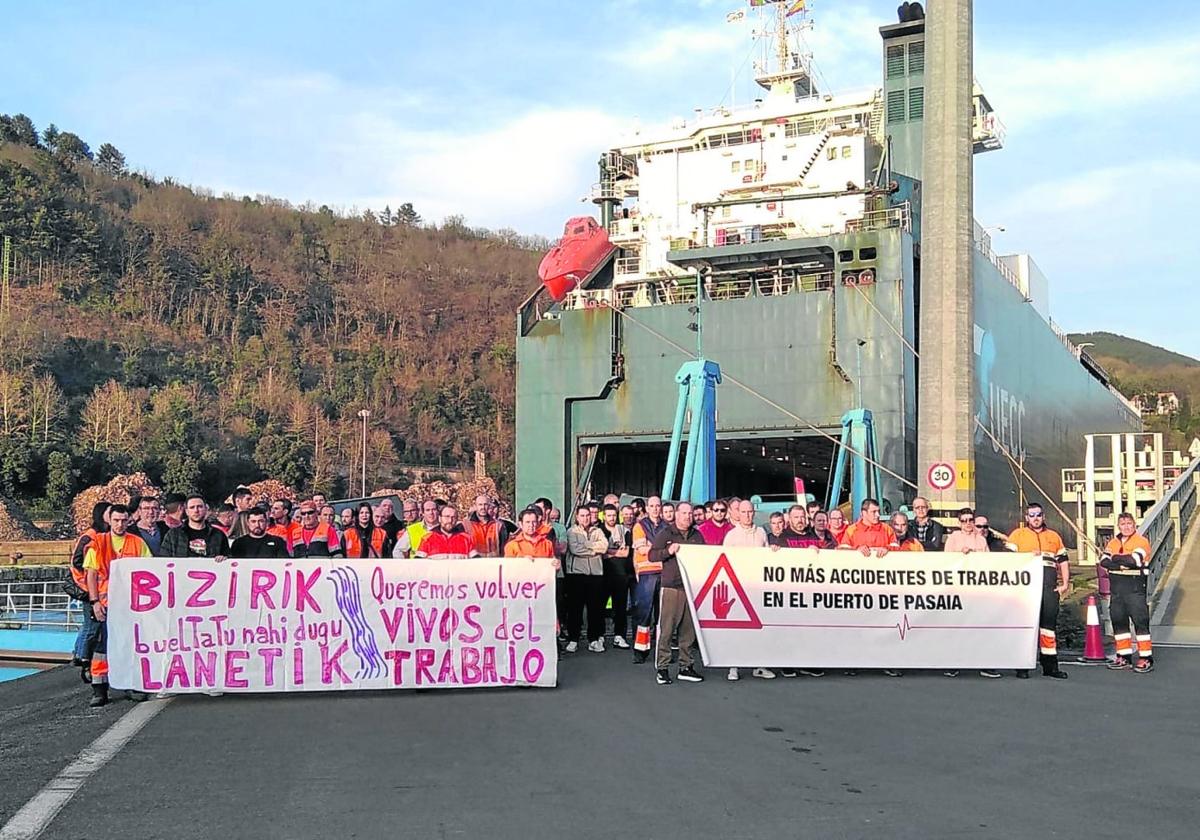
[758, 618, 1036, 640]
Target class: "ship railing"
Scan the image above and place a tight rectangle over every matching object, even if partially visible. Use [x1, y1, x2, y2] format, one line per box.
[845, 202, 911, 233]
[695, 202, 911, 249]
[614, 255, 642, 277]
[0, 581, 83, 631]
[1061, 468, 1187, 498]
[562, 288, 616, 311]
[973, 223, 1022, 293]
[518, 284, 556, 336]
[609, 271, 834, 309]
[607, 218, 643, 240]
[1142, 455, 1200, 597]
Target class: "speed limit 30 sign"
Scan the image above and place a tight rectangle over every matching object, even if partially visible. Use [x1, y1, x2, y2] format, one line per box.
[927, 462, 955, 491]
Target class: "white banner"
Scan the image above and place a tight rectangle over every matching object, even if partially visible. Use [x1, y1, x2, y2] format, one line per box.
[678, 547, 1042, 669]
[107, 557, 558, 692]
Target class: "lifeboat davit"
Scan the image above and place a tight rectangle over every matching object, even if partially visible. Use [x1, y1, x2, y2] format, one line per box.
[538, 216, 616, 302]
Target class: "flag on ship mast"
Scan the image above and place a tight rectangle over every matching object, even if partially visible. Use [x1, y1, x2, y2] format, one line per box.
[786, 0, 807, 15]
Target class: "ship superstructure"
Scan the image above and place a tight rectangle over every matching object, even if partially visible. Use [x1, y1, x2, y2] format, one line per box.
[515, 1, 1139, 537]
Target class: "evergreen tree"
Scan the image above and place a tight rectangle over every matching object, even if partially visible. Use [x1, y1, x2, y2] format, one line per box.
[96, 142, 127, 176]
[395, 202, 421, 227]
[54, 131, 92, 161]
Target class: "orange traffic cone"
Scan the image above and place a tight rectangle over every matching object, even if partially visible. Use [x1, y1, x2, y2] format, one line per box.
[1082, 595, 1107, 663]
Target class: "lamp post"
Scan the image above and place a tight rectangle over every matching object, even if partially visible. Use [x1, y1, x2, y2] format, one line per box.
[357, 409, 370, 497]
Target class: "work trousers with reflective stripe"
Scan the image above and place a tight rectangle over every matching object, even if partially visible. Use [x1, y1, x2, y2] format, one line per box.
[1038, 568, 1060, 673]
[90, 619, 109, 685]
[1110, 574, 1152, 660]
[631, 573, 661, 651]
[655, 586, 696, 671]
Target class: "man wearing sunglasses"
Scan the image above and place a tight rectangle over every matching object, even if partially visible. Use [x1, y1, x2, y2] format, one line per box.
[287, 504, 344, 558]
[944, 508, 989, 554]
[1006, 503, 1069, 679]
[697, 499, 734, 546]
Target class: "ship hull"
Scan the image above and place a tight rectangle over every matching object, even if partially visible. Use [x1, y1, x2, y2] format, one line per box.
[515, 227, 1139, 542]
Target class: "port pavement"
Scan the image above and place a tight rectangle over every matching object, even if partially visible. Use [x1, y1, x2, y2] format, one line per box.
[2, 650, 1198, 840]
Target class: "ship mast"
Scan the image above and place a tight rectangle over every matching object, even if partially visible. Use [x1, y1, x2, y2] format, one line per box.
[752, 0, 816, 100]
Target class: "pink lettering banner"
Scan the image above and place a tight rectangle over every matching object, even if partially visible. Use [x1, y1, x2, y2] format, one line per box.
[106, 557, 558, 693]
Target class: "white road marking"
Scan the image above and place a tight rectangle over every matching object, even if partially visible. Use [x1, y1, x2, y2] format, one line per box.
[0, 698, 173, 840]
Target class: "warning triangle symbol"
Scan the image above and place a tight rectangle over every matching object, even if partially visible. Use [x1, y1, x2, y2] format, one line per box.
[692, 552, 763, 630]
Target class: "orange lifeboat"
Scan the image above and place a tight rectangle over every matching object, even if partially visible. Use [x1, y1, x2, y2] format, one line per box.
[538, 216, 616, 302]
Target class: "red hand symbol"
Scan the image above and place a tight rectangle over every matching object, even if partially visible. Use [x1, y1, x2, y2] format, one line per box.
[712, 581, 736, 620]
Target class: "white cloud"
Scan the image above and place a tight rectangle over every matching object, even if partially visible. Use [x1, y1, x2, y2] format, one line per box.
[978, 37, 1200, 132]
[606, 22, 746, 69]
[995, 159, 1200, 219]
[342, 107, 628, 231]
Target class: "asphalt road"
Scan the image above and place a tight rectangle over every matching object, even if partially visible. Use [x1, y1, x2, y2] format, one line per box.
[3, 648, 1199, 840]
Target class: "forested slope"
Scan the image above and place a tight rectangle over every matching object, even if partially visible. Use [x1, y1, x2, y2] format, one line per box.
[0, 113, 544, 511]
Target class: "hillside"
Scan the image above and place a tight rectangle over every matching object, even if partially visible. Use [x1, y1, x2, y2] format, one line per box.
[1069, 332, 1200, 370]
[1068, 331, 1200, 449]
[0, 112, 546, 511]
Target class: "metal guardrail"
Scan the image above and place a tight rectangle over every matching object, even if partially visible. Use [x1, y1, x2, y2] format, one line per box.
[1144, 456, 1200, 596]
[0, 581, 82, 630]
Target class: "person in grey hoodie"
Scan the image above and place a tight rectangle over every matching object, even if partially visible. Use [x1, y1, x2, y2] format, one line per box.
[565, 507, 609, 653]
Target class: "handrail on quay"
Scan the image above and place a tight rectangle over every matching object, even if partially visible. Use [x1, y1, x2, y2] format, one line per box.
[1143, 455, 1200, 597]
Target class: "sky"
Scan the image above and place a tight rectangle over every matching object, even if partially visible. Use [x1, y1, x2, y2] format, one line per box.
[3, 0, 1199, 356]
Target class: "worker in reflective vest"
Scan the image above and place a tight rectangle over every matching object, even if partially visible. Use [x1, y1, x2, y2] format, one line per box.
[287, 504, 344, 558]
[1006, 502, 1070, 679]
[1100, 512, 1155, 673]
[84, 504, 151, 707]
[629, 496, 668, 664]
[69, 502, 110, 683]
[342, 503, 388, 558]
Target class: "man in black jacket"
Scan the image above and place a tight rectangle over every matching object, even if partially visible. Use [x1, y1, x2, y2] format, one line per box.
[161, 495, 230, 559]
[231, 509, 290, 558]
[649, 502, 707, 685]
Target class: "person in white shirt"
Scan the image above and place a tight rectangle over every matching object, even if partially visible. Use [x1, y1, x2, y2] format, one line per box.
[722, 500, 773, 682]
[722, 499, 768, 548]
[943, 508, 990, 554]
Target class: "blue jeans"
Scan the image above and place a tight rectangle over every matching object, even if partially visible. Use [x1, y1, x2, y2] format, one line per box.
[631, 573, 661, 650]
[74, 603, 102, 662]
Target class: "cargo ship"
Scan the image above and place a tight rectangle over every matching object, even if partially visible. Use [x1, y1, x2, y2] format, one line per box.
[514, 1, 1140, 538]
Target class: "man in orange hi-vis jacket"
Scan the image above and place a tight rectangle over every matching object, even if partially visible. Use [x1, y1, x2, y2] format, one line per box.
[84, 504, 151, 707]
[1006, 502, 1070, 680]
[1100, 512, 1155, 673]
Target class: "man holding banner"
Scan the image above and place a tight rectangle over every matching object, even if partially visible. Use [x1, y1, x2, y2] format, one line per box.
[650, 502, 706, 685]
[839, 498, 893, 555]
[1006, 503, 1070, 680]
[83, 504, 151, 707]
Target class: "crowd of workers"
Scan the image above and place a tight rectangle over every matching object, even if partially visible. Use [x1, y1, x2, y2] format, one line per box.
[67, 485, 1156, 707]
